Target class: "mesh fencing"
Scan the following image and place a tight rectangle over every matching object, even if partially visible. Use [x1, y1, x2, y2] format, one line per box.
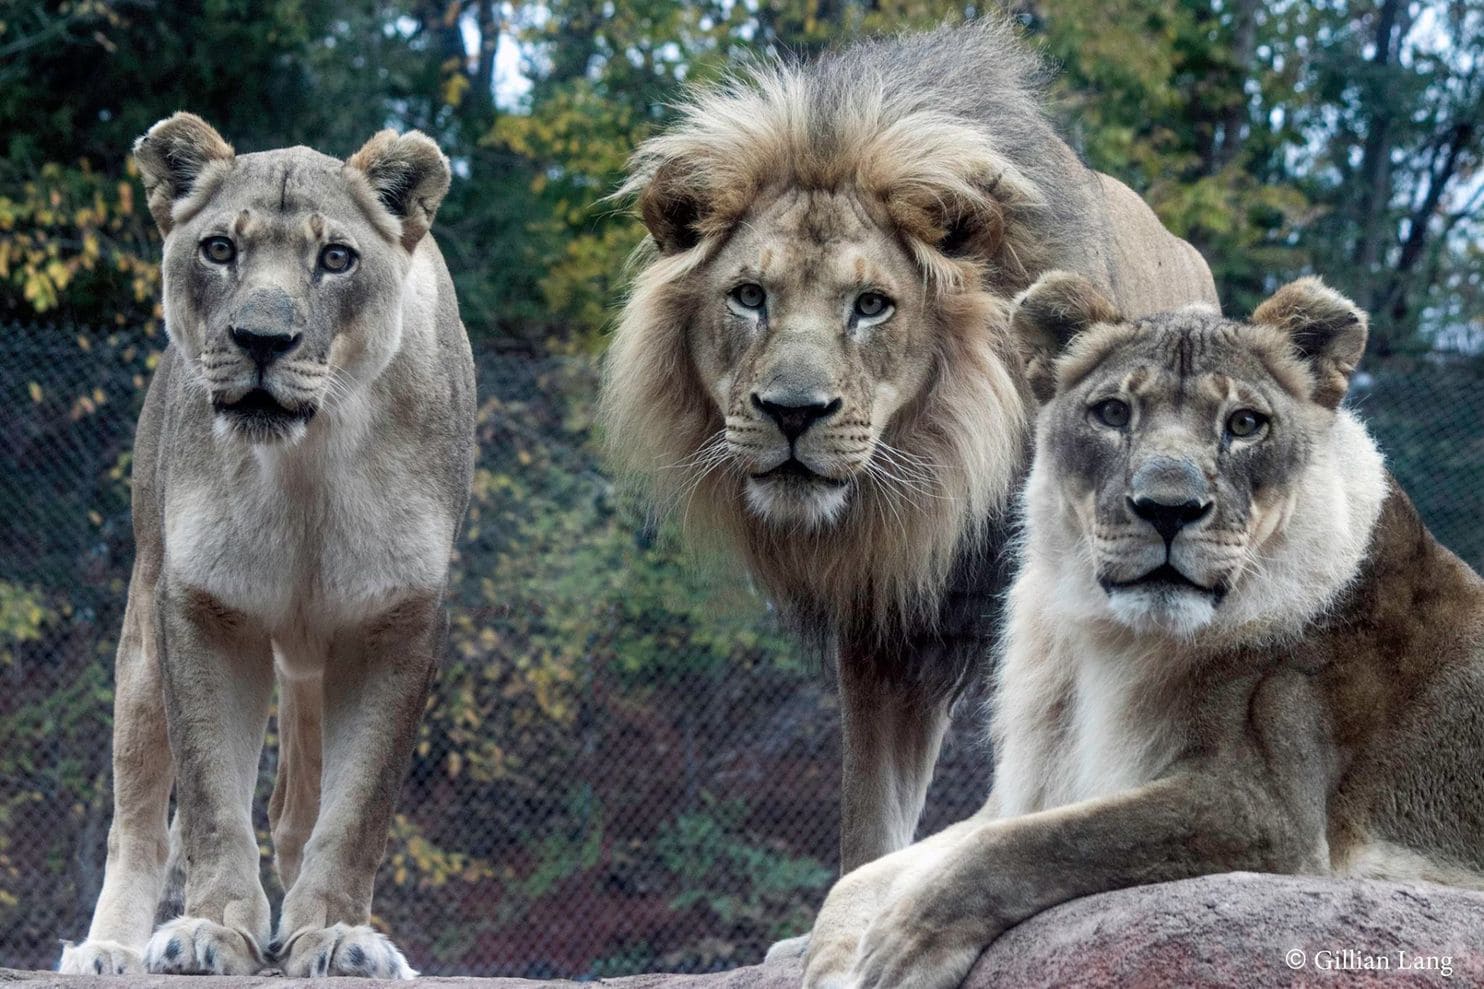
[0, 322, 1480, 976]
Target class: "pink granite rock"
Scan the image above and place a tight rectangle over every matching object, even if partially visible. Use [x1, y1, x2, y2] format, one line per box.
[8, 873, 1482, 988]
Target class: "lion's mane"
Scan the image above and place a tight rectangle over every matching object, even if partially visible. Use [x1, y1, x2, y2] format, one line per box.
[602, 19, 1105, 651]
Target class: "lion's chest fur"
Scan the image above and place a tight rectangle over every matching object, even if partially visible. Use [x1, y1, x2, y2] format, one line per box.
[989, 561, 1186, 817]
[163, 410, 454, 638]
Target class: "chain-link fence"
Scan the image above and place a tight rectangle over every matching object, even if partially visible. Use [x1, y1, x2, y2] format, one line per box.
[1, 323, 1481, 976]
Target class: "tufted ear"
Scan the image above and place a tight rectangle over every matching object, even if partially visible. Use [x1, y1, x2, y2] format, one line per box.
[133, 113, 235, 235]
[346, 130, 452, 251]
[637, 158, 711, 255]
[883, 180, 1007, 264]
[1010, 271, 1122, 401]
[1251, 277, 1368, 409]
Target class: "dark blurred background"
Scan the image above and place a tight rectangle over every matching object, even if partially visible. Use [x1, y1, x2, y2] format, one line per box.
[1, 0, 1481, 977]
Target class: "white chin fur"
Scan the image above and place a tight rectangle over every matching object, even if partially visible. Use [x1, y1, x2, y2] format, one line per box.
[745, 478, 851, 529]
[213, 414, 309, 447]
[1105, 586, 1218, 640]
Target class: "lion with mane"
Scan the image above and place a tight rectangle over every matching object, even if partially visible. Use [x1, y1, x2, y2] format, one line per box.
[601, 18, 1218, 872]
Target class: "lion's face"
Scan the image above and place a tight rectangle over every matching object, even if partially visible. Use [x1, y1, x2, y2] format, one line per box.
[1014, 273, 1368, 639]
[135, 115, 451, 445]
[160, 151, 407, 444]
[688, 190, 937, 527]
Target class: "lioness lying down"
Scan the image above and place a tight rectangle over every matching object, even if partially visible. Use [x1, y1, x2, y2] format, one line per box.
[58, 115, 475, 977]
[803, 274, 1484, 989]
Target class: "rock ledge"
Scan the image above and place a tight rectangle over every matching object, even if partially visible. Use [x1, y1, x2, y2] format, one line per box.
[9, 873, 1482, 987]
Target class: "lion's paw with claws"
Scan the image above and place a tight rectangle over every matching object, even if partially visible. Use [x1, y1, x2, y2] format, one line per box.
[276, 923, 416, 979]
[58, 939, 145, 976]
[144, 916, 267, 975]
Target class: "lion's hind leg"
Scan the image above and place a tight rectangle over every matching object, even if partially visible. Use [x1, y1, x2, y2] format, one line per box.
[58, 567, 173, 975]
[269, 669, 324, 894]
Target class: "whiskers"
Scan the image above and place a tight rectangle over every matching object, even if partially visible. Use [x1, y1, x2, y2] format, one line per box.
[855, 438, 951, 548]
[661, 430, 741, 526]
[319, 366, 357, 412]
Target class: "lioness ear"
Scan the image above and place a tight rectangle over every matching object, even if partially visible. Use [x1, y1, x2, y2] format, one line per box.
[1011, 271, 1122, 402]
[637, 159, 707, 255]
[132, 113, 235, 235]
[346, 130, 452, 251]
[1251, 276, 1368, 409]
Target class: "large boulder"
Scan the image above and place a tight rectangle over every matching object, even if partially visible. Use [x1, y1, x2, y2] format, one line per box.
[979, 872, 1482, 986]
[7, 873, 1481, 987]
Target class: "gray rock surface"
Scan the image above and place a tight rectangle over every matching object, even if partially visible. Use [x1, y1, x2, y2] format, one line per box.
[7, 873, 1481, 987]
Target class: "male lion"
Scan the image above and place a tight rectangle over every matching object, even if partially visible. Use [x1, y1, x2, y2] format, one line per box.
[57, 114, 475, 978]
[602, 18, 1217, 873]
[801, 274, 1484, 989]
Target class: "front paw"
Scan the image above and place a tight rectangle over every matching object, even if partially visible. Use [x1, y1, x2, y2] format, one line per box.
[764, 933, 809, 966]
[276, 923, 416, 979]
[851, 917, 985, 989]
[802, 935, 859, 989]
[58, 939, 145, 975]
[144, 917, 267, 975]
[802, 856, 909, 989]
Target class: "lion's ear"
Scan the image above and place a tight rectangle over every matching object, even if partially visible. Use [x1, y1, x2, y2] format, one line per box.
[884, 184, 1006, 263]
[133, 113, 235, 235]
[346, 130, 452, 251]
[878, 153, 1044, 268]
[637, 159, 707, 255]
[1251, 277, 1368, 409]
[1011, 271, 1122, 402]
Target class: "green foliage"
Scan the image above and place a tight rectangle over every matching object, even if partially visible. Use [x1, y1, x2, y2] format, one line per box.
[656, 800, 832, 932]
[0, 583, 53, 666]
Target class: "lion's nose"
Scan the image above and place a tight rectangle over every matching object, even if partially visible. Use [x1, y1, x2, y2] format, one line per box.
[751, 392, 843, 442]
[1128, 496, 1213, 543]
[230, 325, 302, 368]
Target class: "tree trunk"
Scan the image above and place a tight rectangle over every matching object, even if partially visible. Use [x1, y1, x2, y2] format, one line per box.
[1350, 0, 1403, 286]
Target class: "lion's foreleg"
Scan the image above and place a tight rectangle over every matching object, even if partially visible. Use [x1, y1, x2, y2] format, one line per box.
[843, 772, 1325, 989]
[802, 815, 984, 985]
[837, 660, 953, 871]
[59, 570, 173, 975]
[272, 594, 439, 979]
[143, 584, 275, 975]
[269, 672, 323, 893]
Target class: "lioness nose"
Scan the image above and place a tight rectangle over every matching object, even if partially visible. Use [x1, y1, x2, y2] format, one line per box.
[751, 392, 842, 442]
[230, 325, 302, 368]
[1129, 496, 1213, 543]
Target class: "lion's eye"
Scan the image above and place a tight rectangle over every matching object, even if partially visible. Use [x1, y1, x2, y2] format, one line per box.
[319, 244, 357, 273]
[1091, 398, 1132, 429]
[201, 237, 236, 264]
[854, 292, 892, 320]
[731, 283, 766, 311]
[1227, 408, 1268, 438]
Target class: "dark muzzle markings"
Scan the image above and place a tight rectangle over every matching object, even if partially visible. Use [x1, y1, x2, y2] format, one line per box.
[208, 284, 318, 440]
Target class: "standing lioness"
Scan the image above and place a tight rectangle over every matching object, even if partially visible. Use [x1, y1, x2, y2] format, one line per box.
[803, 275, 1484, 989]
[58, 114, 475, 978]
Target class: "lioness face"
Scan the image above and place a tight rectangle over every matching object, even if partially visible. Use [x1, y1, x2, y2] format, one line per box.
[688, 190, 936, 528]
[1014, 274, 1367, 639]
[161, 150, 410, 444]
[135, 115, 452, 446]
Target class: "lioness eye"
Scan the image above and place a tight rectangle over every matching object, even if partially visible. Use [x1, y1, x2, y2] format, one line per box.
[1092, 398, 1131, 429]
[731, 283, 766, 310]
[319, 244, 357, 273]
[854, 292, 892, 319]
[1227, 408, 1268, 438]
[201, 237, 235, 264]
